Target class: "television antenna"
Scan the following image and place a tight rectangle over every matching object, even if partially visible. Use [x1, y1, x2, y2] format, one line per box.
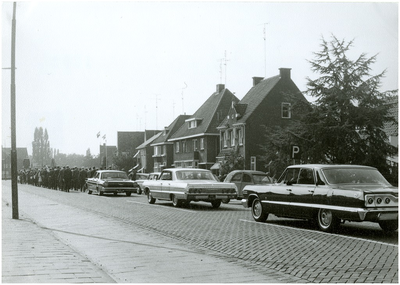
[262, 22, 269, 77]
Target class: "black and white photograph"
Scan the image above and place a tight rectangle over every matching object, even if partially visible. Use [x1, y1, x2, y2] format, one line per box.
[2, 1, 398, 283]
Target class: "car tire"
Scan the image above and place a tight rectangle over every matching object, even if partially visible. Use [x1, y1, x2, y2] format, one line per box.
[379, 220, 398, 233]
[222, 198, 230, 204]
[172, 195, 182, 207]
[86, 187, 92, 195]
[98, 188, 104, 196]
[126, 192, 132, 197]
[211, 200, 221, 209]
[317, 208, 340, 233]
[251, 197, 268, 222]
[137, 187, 142, 195]
[147, 192, 156, 204]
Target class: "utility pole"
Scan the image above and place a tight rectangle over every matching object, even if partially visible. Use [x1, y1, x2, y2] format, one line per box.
[10, 2, 19, 219]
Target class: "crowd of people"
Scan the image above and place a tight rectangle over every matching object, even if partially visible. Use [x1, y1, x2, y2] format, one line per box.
[18, 166, 99, 192]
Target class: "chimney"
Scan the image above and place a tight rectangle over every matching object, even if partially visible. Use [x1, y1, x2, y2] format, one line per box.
[216, 84, 225, 93]
[252, 77, 263, 87]
[279, 68, 291, 79]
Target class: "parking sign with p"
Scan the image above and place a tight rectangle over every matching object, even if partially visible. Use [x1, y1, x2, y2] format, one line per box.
[291, 145, 301, 159]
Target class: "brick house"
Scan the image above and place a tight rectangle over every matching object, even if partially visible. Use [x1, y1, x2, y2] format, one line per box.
[150, 115, 191, 172]
[217, 68, 308, 172]
[168, 84, 239, 169]
[136, 132, 162, 173]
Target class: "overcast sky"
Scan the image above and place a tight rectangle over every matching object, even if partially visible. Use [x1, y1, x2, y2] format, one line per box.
[2, 1, 398, 157]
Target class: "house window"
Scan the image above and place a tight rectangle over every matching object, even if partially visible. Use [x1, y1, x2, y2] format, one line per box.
[231, 129, 236, 147]
[182, 140, 187, 153]
[250, 156, 256, 171]
[200, 138, 205, 150]
[223, 131, 228, 148]
[238, 128, 243, 145]
[175, 142, 180, 153]
[282, 102, 291, 119]
[154, 146, 161, 156]
[188, 120, 197, 129]
[193, 139, 198, 151]
[162, 145, 166, 155]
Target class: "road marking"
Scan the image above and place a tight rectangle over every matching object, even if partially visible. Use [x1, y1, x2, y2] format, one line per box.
[126, 200, 197, 213]
[239, 219, 398, 247]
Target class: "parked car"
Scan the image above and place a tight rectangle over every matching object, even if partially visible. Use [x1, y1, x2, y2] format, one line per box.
[242, 164, 398, 233]
[224, 170, 273, 199]
[142, 168, 237, 208]
[86, 170, 138, 196]
[133, 172, 160, 194]
[132, 173, 149, 195]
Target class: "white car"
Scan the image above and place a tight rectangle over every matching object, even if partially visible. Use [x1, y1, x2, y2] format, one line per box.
[142, 168, 237, 208]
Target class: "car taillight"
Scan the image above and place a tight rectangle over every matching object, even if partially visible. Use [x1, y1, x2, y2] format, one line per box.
[385, 198, 391, 204]
[367, 197, 374, 204]
[376, 198, 382, 204]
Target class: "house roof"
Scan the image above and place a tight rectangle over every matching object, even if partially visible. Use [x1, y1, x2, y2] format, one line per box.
[238, 75, 281, 124]
[137, 132, 162, 149]
[169, 86, 239, 140]
[151, 114, 191, 146]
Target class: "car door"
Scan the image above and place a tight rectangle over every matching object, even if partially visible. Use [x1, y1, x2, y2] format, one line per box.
[239, 173, 253, 198]
[268, 168, 300, 216]
[230, 172, 243, 197]
[88, 172, 100, 192]
[288, 167, 316, 218]
[159, 170, 172, 199]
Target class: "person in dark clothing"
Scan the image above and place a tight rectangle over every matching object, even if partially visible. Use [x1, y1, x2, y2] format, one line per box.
[58, 167, 65, 191]
[63, 166, 72, 192]
[78, 167, 87, 192]
[53, 167, 60, 190]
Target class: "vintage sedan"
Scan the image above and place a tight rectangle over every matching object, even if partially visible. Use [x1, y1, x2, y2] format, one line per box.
[242, 164, 398, 233]
[133, 172, 160, 195]
[86, 170, 137, 196]
[142, 168, 237, 208]
[224, 170, 273, 199]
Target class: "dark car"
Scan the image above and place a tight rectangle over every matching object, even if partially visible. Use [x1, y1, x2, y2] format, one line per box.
[242, 164, 398, 233]
[224, 170, 273, 199]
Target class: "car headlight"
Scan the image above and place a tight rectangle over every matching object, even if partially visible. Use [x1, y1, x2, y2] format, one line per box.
[103, 182, 108, 187]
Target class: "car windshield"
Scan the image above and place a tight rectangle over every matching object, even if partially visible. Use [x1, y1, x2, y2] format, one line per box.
[322, 168, 391, 186]
[176, 170, 216, 181]
[101, 172, 128, 179]
[252, 174, 272, 184]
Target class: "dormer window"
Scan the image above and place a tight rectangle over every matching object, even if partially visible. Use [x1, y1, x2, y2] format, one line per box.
[189, 120, 197, 129]
[282, 102, 291, 119]
[186, 118, 203, 129]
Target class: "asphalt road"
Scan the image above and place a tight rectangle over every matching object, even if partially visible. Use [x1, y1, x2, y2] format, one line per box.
[5, 183, 399, 283]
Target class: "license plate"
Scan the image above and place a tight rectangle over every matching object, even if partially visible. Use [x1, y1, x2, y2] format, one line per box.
[209, 195, 216, 199]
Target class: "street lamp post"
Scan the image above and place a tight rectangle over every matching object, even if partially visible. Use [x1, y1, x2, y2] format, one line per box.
[10, 2, 19, 219]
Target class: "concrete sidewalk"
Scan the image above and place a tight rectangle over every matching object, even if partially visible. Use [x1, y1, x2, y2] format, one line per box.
[2, 182, 303, 283]
[2, 200, 116, 283]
